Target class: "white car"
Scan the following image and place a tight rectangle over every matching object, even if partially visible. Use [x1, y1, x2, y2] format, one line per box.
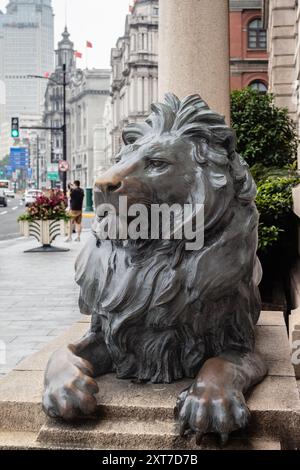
[4, 189, 15, 198]
[24, 189, 42, 207]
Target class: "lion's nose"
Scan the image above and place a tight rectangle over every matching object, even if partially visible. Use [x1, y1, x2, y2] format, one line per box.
[95, 179, 123, 194]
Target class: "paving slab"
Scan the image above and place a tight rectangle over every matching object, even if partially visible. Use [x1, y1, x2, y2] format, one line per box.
[0, 232, 91, 375]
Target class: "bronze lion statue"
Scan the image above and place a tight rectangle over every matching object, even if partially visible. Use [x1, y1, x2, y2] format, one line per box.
[43, 94, 267, 445]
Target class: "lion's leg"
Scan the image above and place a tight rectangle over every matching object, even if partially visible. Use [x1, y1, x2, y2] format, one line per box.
[176, 351, 267, 445]
[43, 327, 113, 421]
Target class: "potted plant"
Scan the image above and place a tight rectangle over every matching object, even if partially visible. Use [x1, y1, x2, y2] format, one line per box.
[18, 190, 72, 252]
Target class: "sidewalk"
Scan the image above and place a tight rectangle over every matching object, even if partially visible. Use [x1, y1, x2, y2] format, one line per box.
[0, 232, 90, 377]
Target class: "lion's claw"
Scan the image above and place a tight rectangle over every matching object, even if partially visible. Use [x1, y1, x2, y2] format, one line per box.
[43, 347, 99, 421]
[176, 381, 250, 446]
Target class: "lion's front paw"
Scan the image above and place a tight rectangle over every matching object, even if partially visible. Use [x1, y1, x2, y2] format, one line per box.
[175, 381, 250, 446]
[43, 348, 99, 421]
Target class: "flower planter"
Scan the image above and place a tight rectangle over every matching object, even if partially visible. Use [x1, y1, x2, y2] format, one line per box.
[19, 219, 71, 253]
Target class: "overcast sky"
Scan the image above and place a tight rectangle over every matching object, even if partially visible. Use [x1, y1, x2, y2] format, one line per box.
[0, 0, 131, 68]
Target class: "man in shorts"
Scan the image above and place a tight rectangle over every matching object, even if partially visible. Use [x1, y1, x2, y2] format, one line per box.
[65, 180, 85, 242]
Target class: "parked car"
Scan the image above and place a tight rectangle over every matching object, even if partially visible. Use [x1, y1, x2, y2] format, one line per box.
[24, 189, 42, 207]
[0, 190, 8, 207]
[4, 189, 15, 198]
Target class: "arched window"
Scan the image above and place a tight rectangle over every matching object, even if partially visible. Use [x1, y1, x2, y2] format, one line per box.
[249, 80, 268, 93]
[248, 18, 267, 49]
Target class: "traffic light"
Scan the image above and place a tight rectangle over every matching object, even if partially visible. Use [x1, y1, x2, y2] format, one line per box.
[11, 117, 19, 138]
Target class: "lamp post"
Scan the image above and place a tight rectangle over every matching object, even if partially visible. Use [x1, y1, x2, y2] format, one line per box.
[62, 64, 67, 196]
[28, 64, 68, 194]
[36, 135, 40, 189]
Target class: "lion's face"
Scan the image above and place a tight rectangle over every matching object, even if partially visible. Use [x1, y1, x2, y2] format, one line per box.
[94, 134, 235, 234]
[95, 135, 201, 209]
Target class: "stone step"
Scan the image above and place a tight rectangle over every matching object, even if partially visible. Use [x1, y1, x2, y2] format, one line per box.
[36, 419, 281, 451]
[0, 429, 281, 451]
[0, 312, 299, 450]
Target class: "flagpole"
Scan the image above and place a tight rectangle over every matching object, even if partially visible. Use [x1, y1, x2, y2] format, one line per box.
[86, 45, 88, 70]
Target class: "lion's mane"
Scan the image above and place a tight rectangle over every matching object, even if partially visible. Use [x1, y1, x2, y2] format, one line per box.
[75, 94, 262, 383]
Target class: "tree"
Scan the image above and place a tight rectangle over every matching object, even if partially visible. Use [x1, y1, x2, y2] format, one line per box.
[231, 89, 300, 309]
[231, 88, 298, 168]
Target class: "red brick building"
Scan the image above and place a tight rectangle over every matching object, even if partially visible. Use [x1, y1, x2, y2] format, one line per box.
[230, 0, 268, 91]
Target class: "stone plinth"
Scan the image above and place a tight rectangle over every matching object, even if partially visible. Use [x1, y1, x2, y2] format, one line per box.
[0, 312, 299, 450]
[158, 0, 231, 123]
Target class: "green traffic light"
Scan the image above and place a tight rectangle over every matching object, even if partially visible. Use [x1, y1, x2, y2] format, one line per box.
[11, 130, 19, 138]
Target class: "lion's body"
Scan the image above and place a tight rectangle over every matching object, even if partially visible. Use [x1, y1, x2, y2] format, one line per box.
[43, 94, 266, 437]
[73, 93, 262, 384]
[76, 203, 261, 383]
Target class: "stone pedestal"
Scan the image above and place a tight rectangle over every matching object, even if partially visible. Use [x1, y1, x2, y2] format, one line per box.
[0, 312, 299, 450]
[158, 0, 231, 123]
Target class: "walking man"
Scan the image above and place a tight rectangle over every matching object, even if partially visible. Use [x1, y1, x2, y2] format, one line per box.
[66, 180, 85, 242]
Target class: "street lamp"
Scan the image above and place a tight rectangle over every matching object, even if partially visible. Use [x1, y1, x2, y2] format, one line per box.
[27, 64, 68, 194]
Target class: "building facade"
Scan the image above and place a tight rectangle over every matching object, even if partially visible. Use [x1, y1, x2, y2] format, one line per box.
[93, 96, 113, 179]
[263, 0, 300, 375]
[263, 0, 299, 122]
[111, 0, 159, 156]
[0, 0, 54, 120]
[42, 27, 75, 186]
[230, 0, 268, 91]
[69, 69, 111, 188]
[110, 0, 268, 158]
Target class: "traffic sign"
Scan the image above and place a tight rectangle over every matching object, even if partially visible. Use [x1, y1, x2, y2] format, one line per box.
[58, 160, 69, 172]
[10, 147, 30, 169]
[47, 163, 59, 181]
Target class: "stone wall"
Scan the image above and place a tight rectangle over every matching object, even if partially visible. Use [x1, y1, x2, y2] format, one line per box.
[264, 0, 300, 378]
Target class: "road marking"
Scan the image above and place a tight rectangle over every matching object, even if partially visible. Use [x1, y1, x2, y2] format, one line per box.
[0, 211, 8, 215]
[12, 207, 18, 211]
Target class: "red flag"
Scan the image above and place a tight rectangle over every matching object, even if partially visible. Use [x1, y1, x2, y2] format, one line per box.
[74, 51, 83, 59]
[86, 41, 93, 48]
[44, 72, 50, 78]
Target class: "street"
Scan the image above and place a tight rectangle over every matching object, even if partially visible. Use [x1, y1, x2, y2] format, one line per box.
[0, 195, 24, 241]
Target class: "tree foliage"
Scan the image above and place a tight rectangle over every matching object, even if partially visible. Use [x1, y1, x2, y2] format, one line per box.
[231, 89, 300, 254]
[231, 88, 298, 167]
[256, 176, 299, 252]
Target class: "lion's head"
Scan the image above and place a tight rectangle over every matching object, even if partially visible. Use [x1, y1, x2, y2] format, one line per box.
[76, 94, 261, 384]
[93, 93, 256, 239]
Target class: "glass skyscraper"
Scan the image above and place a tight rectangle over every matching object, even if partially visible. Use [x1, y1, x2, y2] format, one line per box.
[0, 0, 54, 120]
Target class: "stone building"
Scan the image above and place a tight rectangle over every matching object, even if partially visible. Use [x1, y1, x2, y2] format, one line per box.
[263, 0, 300, 377]
[110, 0, 268, 158]
[93, 96, 113, 179]
[263, 0, 299, 122]
[69, 68, 111, 188]
[42, 29, 111, 189]
[230, 0, 268, 91]
[111, 0, 159, 155]
[42, 27, 75, 172]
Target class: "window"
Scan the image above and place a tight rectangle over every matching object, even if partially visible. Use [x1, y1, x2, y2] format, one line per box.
[248, 19, 267, 50]
[249, 80, 268, 93]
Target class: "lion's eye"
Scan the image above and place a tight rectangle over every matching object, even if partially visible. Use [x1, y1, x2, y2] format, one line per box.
[147, 160, 169, 170]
